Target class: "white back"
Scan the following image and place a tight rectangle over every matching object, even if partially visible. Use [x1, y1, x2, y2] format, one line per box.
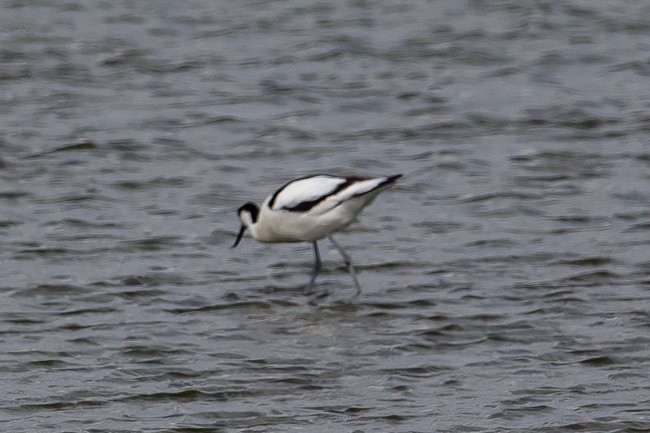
[268, 175, 346, 210]
[329, 177, 386, 201]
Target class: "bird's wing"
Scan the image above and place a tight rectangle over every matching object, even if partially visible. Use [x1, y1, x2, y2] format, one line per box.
[268, 175, 347, 212]
[310, 176, 389, 214]
[328, 176, 389, 201]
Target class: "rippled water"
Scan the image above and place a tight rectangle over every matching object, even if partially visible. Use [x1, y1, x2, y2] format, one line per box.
[2, 1, 650, 432]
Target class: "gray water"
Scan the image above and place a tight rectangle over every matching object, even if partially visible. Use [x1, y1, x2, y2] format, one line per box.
[2, 1, 650, 432]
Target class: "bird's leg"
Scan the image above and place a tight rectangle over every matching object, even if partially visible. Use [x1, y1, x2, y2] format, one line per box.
[328, 236, 362, 296]
[308, 240, 322, 290]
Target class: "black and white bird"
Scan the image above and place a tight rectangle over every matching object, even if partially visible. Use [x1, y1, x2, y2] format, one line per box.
[232, 173, 402, 295]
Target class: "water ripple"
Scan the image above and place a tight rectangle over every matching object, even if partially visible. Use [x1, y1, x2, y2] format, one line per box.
[2, 0, 650, 432]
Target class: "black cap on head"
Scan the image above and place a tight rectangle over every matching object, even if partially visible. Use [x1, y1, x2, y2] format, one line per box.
[238, 202, 259, 223]
[231, 202, 259, 248]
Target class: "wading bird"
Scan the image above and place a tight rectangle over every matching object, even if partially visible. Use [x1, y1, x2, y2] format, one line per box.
[232, 174, 402, 295]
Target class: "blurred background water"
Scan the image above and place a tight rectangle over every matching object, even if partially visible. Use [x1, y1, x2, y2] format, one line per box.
[1, 0, 650, 432]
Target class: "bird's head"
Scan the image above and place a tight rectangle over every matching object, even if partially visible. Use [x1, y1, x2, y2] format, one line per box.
[232, 202, 259, 248]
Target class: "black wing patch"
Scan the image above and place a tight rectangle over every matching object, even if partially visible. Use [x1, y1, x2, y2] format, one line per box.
[269, 176, 368, 213]
[269, 174, 401, 213]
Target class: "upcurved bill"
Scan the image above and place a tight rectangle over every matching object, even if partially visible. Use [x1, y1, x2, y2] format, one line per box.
[232, 225, 246, 248]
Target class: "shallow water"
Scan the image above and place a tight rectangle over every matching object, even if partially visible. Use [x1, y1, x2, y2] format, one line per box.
[2, 1, 650, 432]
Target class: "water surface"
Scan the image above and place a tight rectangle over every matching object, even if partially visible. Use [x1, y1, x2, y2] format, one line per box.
[1, 1, 650, 432]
